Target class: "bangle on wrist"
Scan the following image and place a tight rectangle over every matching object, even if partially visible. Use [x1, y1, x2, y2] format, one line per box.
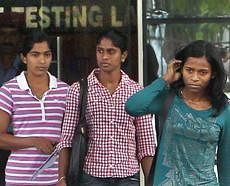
[58, 176, 66, 183]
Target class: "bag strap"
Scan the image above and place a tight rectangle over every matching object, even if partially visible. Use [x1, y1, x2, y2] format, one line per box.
[74, 78, 88, 135]
[157, 90, 175, 141]
[147, 90, 175, 186]
[78, 78, 88, 123]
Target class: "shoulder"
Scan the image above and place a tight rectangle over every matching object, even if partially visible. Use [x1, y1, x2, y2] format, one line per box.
[217, 103, 230, 127]
[222, 103, 230, 114]
[122, 72, 143, 91]
[0, 78, 18, 92]
[67, 81, 81, 95]
[56, 79, 70, 89]
[223, 104, 230, 118]
[49, 73, 69, 92]
[0, 80, 16, 110]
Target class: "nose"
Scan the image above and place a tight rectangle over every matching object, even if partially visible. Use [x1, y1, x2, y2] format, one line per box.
[191, 72, 199, 81]
[102, 51, 110, 60]
[39, 54, 46, 64]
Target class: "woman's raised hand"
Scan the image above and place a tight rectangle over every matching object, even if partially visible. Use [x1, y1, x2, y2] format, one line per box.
[163, 59, 182, 84]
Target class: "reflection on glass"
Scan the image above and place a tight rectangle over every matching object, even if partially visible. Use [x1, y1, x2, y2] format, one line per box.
[145, 0, 230, 92]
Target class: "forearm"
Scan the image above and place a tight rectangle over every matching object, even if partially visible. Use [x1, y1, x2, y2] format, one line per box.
[0, 133, 37, 150]
[58, 147, 70, 184]
[141, 156, 154, 182]
[125, 78, 168, 116]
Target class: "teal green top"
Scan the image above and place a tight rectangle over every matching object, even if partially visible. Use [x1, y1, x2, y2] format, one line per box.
[125, 78, 230, 186]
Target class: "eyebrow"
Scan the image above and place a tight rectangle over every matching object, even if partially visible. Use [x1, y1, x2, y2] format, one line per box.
[29, 50, 51, 53]
[96, 46, 117, 50]
[184, 66, 210, 70]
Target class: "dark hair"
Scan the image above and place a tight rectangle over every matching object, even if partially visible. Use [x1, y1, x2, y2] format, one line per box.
[146, 44, 159, 84]
[96, 28, 128, 53]
[21, 29, 51, 56]
[171, 40, 228, 116]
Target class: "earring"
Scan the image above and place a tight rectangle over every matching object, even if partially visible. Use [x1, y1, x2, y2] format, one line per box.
[121, 59, 125, 63]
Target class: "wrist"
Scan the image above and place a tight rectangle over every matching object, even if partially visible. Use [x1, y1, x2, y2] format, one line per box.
[161, 77, 171, 87]
[163, 75, 172, 84]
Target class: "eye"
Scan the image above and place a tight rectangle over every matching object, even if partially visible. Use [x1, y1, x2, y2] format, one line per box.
[185, 68, 193, 73]
[30, 52, 39, 57]
[199, 70, 208, 75]
[44, 52, 52, 58]
[107, 49, 116, 55]
[96, 48, 104, 54]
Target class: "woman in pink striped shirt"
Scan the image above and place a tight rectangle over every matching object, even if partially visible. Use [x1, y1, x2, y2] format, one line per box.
[0, 29, 69, 186]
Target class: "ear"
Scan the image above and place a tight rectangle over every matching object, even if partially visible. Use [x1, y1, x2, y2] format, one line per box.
[121, 50, 128, 63]
[20, 53, 26, 64]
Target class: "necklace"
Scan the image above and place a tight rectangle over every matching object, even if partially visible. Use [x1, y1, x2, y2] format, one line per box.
[180, 89, 211, 109]
[25, 73, 49, 100]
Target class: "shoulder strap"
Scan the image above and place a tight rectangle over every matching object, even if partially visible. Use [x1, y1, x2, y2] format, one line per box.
[157, 90, 175, 141]
[148, 90, 175, 186]
[78, 78, 88, 123]
[74, 78, 88, 135]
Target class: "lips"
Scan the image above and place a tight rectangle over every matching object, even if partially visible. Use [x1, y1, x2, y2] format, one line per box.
[188, 84, 201, 88]
[37, 67, 48, 71]
[100, 63, 110, 67]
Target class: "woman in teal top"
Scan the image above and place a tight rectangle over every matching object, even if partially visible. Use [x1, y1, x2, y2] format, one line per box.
[125, 40, 230, 186]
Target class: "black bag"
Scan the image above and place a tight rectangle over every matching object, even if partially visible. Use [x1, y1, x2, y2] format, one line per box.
[147, 90, 175, 186]
[68, 78, 88, 186]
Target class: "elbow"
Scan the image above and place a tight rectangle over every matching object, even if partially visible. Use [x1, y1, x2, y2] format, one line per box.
[125, 100, 142, 116]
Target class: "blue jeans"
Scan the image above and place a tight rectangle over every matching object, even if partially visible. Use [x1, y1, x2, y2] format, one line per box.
[79, 172, 140, 186]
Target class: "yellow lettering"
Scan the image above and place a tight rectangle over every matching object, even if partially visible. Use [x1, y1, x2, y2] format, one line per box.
[88, 5, 103, 27]
[72, 6, 87, 27]
[26, 7, 38, 28]
[111, 6, 122, 27]
[23, 4, 131, 29]
[39, 6, 50, 28]
[65, 6, 71, 28]
[51, 6, 64, 27]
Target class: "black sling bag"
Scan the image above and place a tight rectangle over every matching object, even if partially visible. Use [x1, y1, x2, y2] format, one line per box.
[68, 78, 88, 186]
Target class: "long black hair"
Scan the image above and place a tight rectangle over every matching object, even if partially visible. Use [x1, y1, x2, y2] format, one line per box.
[96, 28, 128, 53]
[21, 29, 51, 57]
[171, 40, 228, 116]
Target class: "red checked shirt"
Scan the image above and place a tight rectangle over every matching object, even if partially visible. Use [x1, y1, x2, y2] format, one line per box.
[59, 69, 155, 178]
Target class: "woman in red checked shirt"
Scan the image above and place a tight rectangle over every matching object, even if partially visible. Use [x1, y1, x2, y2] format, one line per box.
[57, 28, 156, 186]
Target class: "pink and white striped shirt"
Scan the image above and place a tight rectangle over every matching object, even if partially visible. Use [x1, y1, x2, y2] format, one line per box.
[0, 72, 69, 185]
[59, 69, 156, 178]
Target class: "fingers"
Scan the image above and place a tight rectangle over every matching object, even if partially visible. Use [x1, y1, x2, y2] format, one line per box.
[163, 59, 182, 84]
[38, 143, 54, 154]
[52, 141, 58, 146]
[34, 138, 57, 154]
[169, 58, 182, 64]
[169, 59, 182, 71]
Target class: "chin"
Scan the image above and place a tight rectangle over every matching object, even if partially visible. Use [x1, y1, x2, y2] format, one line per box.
[188, 87, 203, 93]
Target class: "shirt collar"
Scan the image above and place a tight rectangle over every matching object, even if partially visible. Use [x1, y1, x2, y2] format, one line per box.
[17, 71, 57, 90]
[88, 68, 130, 87]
